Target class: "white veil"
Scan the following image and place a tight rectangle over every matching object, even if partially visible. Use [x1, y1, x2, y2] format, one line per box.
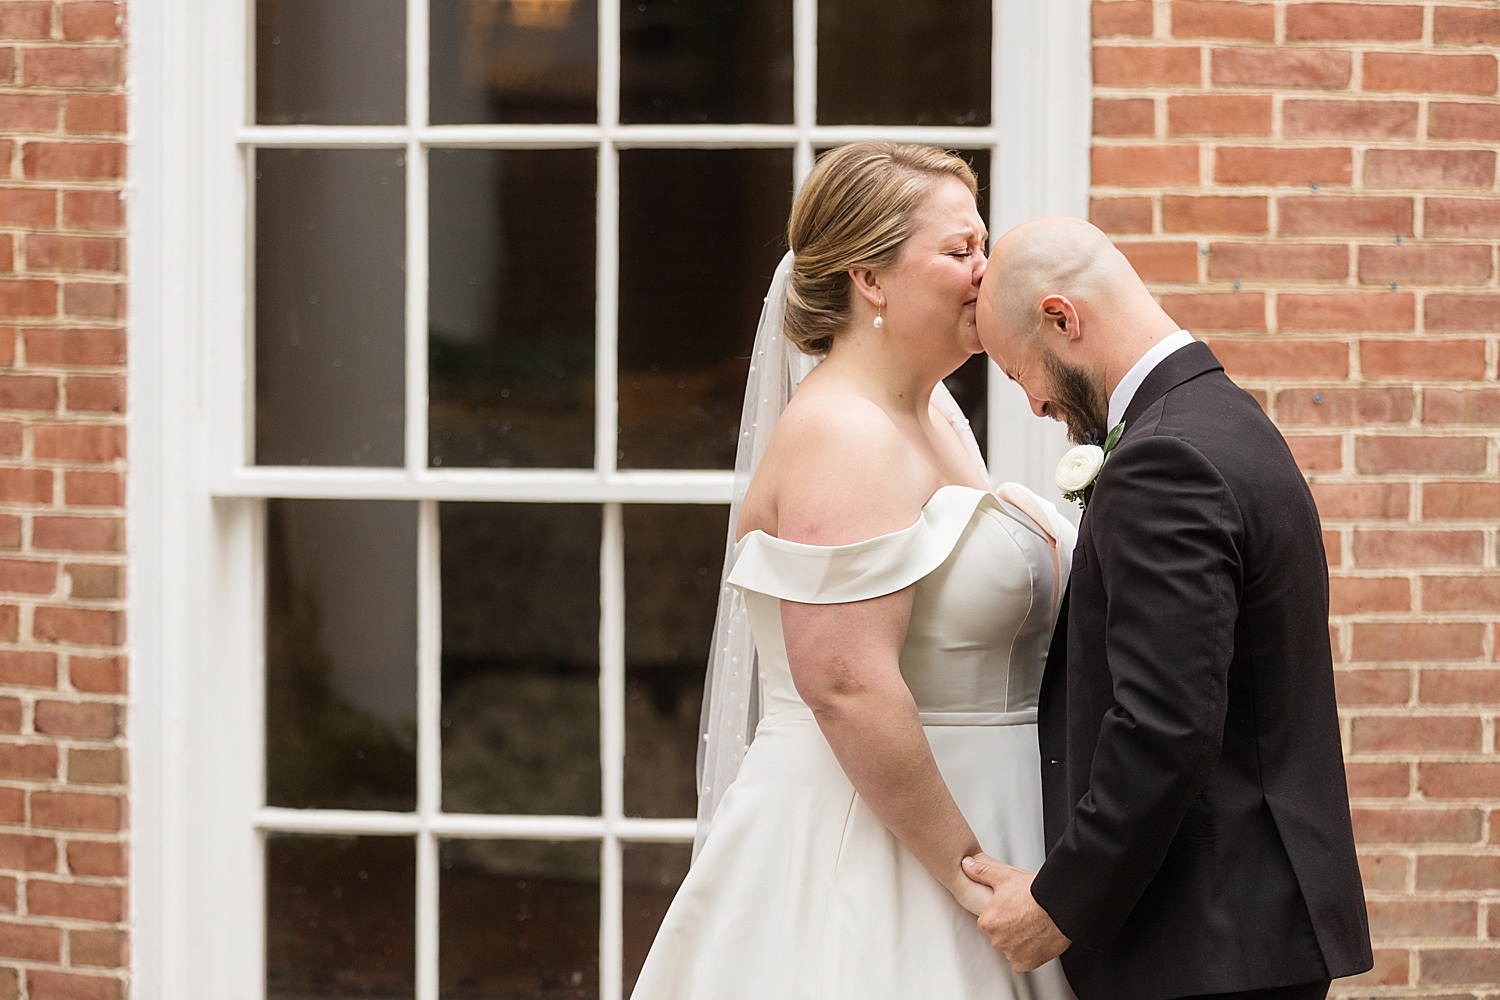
[693, 250, 988, 857]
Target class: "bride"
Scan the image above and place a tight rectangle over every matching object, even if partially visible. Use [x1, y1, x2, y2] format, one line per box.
[631, 142, 1077, 999]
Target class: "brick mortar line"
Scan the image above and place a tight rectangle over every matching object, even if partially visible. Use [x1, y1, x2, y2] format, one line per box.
[1096, 38, 1500, 51]
[0, 692, 128, 704]
[0, 649, 125, 660]
[0, 779, 129, 791]
[6, 271, 126, 280]
[0, 925, 130, 948]
[1111, 233, 1500, 239]
[17, 869, 127, 885]
[0, 965, 129, 980]
[1343, 756, 1500, 764]
[1344, 701, 1500, 707]
[1093, 145, 1500, 157]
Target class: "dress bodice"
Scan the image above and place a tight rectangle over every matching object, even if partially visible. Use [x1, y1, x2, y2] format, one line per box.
[726, 485, 1073, 723]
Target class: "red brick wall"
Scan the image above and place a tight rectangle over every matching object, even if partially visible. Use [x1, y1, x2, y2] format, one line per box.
[0, 1, 126, 997]
[1092, 0, 1500, 992]
[0, 0, 1493, 996]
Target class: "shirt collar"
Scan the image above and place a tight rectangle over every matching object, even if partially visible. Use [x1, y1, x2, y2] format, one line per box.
[1107, 330, 1196, 430]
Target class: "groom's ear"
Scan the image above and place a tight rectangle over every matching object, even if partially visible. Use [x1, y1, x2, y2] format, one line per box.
[1039, 294, 1083, 346]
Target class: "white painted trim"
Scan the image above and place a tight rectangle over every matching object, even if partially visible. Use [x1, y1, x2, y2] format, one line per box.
[595, 0, 620, 476]
[596, 143, 620, 474]
[415, 499, 441, 1000]
[253, 807, 695, 841]
[235, 124, 1005, 147]
[405, 0, 431, 475]
[987, 0, 1093, 521]
[216, 467, 737, 501]
[599, 502, 626, 1000]
[791, 0, 815, 184]
[131, 0, 265, 996]
[129, 1, 1093, 997]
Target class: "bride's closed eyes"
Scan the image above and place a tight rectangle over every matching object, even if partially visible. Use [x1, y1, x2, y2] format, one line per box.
[943, 230, 989, 261]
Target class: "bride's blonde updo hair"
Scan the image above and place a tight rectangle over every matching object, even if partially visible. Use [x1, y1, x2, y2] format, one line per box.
[785, 142, 978, 355]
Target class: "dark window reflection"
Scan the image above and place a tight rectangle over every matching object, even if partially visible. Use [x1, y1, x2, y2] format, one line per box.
[624, 505, 727, 818]
[266, 835, 416, 1000]
[944, 353, 990, 463]
[266, 500, 418, 812]
[439, 839, 600, 999]
[256, 149, 406, 467]
[431, 0, 598, 124]
[818, 0, 990, 126]
[256, 0, 406, 125]
[621, 0, 792, 124]
[941, 149, 991, 462]
[618, 148, 792, 469]
[429, 149, 597, 469]
[440, 503, 602, 816]
[622, 842, 691, 996]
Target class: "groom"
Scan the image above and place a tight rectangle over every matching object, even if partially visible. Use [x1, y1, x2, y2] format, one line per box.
[963, 218, 1372, 1000]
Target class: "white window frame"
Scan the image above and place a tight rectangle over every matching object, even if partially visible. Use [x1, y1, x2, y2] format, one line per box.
[127, 0, 1090, 997]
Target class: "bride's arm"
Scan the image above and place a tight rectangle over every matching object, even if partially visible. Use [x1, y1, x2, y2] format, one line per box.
[765, 394, 992, 916]
[782, 593, 993, 917]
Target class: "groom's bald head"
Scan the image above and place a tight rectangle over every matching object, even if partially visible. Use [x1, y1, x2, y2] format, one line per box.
[981, 216, 1141, 345]
[975, 216, 1182, 443]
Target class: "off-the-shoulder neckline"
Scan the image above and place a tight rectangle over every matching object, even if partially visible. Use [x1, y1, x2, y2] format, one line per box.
[734, 483, 993, 553]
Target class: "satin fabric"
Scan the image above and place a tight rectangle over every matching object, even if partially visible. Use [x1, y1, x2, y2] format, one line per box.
[631, 485, 1079, 1000]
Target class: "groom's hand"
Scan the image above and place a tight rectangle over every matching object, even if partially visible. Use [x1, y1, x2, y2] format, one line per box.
[963, 854, 1071, 973]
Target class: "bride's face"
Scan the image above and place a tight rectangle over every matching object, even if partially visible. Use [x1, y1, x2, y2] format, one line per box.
[880, 177, 988, 357]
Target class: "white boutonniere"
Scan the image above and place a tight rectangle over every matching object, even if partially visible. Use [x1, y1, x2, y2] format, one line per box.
[1057, 421, 1125, 511]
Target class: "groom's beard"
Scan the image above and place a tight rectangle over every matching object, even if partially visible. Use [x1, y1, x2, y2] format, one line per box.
[1040, 346, 1110, 446]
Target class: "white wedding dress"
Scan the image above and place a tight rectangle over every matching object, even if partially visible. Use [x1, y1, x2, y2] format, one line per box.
[631, 482, 1079, 1000]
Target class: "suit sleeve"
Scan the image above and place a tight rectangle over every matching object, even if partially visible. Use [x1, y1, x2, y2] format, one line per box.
[1030, 434, 1243, 951]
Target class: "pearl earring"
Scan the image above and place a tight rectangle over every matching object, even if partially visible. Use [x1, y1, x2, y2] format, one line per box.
[873, 301, 885, 329]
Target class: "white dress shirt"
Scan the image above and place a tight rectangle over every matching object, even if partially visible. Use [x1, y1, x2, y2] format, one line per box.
[1107, 330, 1196, 430]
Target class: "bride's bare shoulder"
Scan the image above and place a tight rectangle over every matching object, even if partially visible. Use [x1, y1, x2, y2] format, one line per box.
[739, 389, 929, 546]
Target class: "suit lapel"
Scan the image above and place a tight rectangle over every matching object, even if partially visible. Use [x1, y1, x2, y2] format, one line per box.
[1120, 341, 1224, 430]
[1038, 582, 1071, 851]
[1040, 585, 1069, 706]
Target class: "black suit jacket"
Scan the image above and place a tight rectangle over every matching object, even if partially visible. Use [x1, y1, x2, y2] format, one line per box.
[1032, 342, 1372, 1000]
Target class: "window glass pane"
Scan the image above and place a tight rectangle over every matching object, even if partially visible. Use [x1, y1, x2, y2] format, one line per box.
[622, 842, 691, 997]
[818, 0, 990, 126]
[944, 352, 990, 463]
[623, 504, 725, 818]
[266, 500, 418, 812]
[440, 503, 602, 816]
[439, 839, 600, 998]
[430, 0, 598, 124]
[429, 148, 597, 469]
[256, 149, 406, 467]
[618, 148, 793, 469]
[266, 834, 416, 1000]
[941, 149, 991, 462]
[620, 0, 792, 124]
[256, 0, 407, 125]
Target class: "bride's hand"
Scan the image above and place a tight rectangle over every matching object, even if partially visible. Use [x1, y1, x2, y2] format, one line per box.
[950, 859, 996, 916]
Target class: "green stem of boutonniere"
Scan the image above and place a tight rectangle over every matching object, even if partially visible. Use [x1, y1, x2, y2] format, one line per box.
[1102, 420, 1126, 460]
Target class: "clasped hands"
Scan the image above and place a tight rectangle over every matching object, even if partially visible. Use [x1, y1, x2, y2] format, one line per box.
[961, 853, 1071, 973]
